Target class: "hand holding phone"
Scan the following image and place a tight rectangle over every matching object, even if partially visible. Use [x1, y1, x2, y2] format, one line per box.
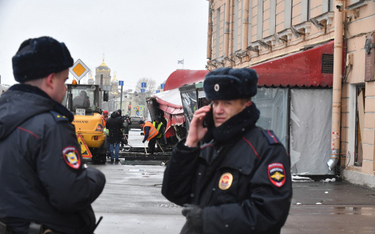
[203, 104, 214, 128]
[185, 104, 212, 147]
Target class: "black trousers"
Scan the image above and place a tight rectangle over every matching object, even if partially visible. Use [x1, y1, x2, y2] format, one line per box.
[148, 137, 157, 154]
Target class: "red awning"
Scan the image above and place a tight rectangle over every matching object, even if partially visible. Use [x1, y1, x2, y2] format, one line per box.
[251, 40, 334, 87]
[164, 70, 209, 91]
[153, 89, 184, 117]
[150, 89, 185, 138]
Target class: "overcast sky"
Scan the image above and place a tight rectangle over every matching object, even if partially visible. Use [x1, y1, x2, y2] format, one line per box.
[0, 0, 209, 90]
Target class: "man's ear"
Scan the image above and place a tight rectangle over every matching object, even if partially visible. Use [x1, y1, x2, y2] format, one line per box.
[246, 100, 252, 107]
[45, 73, 56, 90]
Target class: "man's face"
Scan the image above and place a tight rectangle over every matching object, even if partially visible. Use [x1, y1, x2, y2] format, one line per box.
[212, 99, 248, 127]
[51, 69, 69, 103]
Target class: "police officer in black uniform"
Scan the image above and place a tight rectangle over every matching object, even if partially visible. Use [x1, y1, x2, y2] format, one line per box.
[0, 36, 106, 234]
[162, 67, 292, 234]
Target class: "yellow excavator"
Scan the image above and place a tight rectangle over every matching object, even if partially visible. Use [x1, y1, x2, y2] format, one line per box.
[63, 82, 108, 164]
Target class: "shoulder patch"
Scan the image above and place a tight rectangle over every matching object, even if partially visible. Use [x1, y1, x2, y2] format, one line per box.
[62, 146, 81, 169]
[262, 130, 280, 145]
[268, 163, 286, 187]
[50, 110, 69, 122]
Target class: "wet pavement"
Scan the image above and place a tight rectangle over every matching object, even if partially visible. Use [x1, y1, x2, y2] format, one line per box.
[283, 179, 375, 234]
[90, 164, 183, 234]
[92, 129, 375, 233]
[90, 162, 375, 234]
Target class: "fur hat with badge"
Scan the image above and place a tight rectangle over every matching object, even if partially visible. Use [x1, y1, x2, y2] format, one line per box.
[203, 67, 258, 101]
[12, 36, 74, 82]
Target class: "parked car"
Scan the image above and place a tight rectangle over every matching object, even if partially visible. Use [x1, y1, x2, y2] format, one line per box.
[129, 116, 144, 129]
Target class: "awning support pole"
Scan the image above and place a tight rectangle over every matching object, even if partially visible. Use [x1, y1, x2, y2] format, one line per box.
[328, 0, 344, 170]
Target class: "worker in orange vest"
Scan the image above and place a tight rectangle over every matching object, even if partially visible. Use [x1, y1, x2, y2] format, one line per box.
[101, 110, 108, 127]
[139, 120, 159, 155]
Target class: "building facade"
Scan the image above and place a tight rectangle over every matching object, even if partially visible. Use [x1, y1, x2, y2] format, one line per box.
[205, 0, 375, 186]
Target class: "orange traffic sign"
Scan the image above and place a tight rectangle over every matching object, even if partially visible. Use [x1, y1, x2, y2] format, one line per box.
[70, 59, 90, 81]
[77, 134, 92, 159]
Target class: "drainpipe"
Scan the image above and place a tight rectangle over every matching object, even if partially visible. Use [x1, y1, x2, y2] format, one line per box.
[327, 0, 344, 170]
[242, 0, 249, 51]
[229, 0, 234, 56]
[224, 0, 230, 57]
[207, 0, 213, 60]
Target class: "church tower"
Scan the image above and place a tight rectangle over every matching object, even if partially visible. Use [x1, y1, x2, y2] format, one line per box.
[88, 72, 95, 85]
[95, 57, 111, 87]
[111, 72, 118, 96]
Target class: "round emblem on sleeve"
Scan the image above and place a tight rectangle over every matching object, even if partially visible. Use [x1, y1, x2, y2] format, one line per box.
[268, 163, 286, 187]
[214, 84, 220, 92]
[218, 172, 233, 190]
[62, 146, 81, 169]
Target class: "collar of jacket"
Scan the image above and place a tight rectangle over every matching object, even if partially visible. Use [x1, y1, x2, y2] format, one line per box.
[10, 84, 74, 122]
[203, 102, 260, 143]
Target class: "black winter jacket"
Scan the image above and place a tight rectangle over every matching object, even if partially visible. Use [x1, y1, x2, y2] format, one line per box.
[106, 112, 123, 144]
[162, 103, 292, 234]
[0, 84, 106, 234]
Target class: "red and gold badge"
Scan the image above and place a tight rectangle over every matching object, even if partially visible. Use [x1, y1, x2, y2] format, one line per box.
[218, 172, 233, 190]
[62, 146, 81, 169]
[268, 163, 286, 187]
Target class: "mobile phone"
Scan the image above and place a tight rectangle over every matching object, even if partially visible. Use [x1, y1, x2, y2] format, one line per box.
[203, 104, 214, 128]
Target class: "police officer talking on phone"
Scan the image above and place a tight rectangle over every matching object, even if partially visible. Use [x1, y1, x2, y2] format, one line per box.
[162, 67, 292, 234]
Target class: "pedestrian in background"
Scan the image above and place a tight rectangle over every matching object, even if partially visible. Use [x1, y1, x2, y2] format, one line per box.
[0, 36, 106, 234]
[106, 109, 123, 164]
[162, 67, 292, 234]
[139, 120, 159, 156]
[121, 114, 132, 148]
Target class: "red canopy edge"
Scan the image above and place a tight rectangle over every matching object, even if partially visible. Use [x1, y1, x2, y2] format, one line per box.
[164, 70, 209, 91]
[158, 103, 184, 116]
[164, 113, 185, 138]
[150, 89, 186, 138]
[155, 97, 184, 111]
[251, 40, 334, 87]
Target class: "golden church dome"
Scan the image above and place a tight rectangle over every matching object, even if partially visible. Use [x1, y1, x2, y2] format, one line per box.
[112, 72, 118, 82]
[96, 58, 110, 71]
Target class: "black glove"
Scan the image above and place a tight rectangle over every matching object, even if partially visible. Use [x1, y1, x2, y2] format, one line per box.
[142, 140, 146, 143]
[181, 204, 203, 231]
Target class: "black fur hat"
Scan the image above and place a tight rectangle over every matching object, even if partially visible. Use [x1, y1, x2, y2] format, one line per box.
[203, 67, 258, 100]
[12, 36, 73, 82]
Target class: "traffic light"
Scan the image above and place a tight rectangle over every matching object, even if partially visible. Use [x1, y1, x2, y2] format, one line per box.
[103, 91, 109, 101]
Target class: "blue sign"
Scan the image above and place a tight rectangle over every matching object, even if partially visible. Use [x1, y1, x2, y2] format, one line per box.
[119, 80, 124, 86]
[141, 82, 147, 88]
[160, 83, 165, 89]
[141, 89, 145, 93]
[156, 90, 160, 93]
